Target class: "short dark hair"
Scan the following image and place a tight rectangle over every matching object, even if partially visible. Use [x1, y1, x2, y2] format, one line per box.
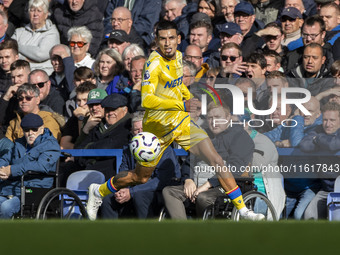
[10, 59, 30, 72]
[263, 50, 282, 66]
[156, 20, 179, 37]
[74, 67, 94, 81]
[190, 20, 213, 36]
[303, 15, 326, 33]
[0, 39, 18, 55]
[75, 81, 96, 94]
[245, 53, 267, 69]
[304, 42, 324, 57]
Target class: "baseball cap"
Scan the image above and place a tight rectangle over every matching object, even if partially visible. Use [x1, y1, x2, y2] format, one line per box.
[108, 30, 129, 43]
[87, 89, 108, 105]
[101, 93, 128, 109]
[217, 22, 242, 36]
[281, 7, 302, 19]
[21, 113, 43, 129]
[234, 2, 255, 15]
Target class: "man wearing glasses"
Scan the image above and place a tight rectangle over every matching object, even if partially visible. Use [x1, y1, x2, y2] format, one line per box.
[0, 113, 60, 219]
[234, 1, 264, 58]
[110, 7, 144, 49]
[28, 69, 65, 115]
[285, 15, 334, 72]
[280, 7, 304, 47]
[52, 0, 104, 57]
[217, 42, 246, 79]
[5, 83, 61, 142]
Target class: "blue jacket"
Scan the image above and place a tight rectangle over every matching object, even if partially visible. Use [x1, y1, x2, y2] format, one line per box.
[299, 125, 340, 191]
[119, 146, 181, 198]
[264, 115, 323, 147]
[0, 128, 60, 196]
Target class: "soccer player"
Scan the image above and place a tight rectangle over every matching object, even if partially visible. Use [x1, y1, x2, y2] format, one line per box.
[87, 20, 265, 221]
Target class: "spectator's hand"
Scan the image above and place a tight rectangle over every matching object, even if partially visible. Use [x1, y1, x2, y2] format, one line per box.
[65, 156, 74, 162]
[184, 179, 196, 201]
[132, 81, 141, 91]
[222, 62, 247, 76]
[0, 165, 11, 180]
[82, 116, 102, 134]
[73, 106, 89, 119]
[3, 84, 21, 101]
[115, 188, 131, 204]
[275, 139, 291, 148]
[184, 98, 199, 112]
[191, 181, 212, 203]
[51, 46, 70, 59]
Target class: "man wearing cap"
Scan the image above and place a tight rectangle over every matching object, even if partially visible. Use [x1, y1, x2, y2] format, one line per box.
[0, 113, 60, 218]
[107, 30, 131, 55]
[75, 93, 131, 180]
[75, 88, 107, 145]
[234, 1, 264, 58]
[207, 22, 244, 69]
[280, 7, 304, 47]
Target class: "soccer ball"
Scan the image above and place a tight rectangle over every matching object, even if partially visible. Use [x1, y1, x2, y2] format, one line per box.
[129, 132, 161, 162]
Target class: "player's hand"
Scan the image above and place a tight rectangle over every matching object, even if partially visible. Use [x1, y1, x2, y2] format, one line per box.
[184, 98, 199, 112]
[184, 179, 196, 201]
[115, 188, 131, 204]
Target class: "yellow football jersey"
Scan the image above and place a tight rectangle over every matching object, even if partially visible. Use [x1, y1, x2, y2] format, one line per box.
[141, 50, 191, 137]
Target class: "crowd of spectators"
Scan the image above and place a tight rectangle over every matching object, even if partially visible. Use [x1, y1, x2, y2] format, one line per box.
[0, 0, 340, 220]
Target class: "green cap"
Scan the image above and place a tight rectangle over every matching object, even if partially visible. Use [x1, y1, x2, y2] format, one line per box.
[86, 88, 108, 105]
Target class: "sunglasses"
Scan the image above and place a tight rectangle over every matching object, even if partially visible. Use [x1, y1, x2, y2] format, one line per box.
[23, 127, 39, 132]
[18, 96, 34, 101]
[31, 81, 48, 88]
[69, 41, 88, 48]
[221, 55, 238, 62]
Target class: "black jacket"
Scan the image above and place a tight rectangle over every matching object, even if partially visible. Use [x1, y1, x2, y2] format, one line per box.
[75, 113, 132, 179]
[0, 69, 12, 97]
[52, 0, 104, 57]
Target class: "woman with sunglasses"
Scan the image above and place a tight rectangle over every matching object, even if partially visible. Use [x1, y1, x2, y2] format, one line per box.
[11, 0, 60, 75]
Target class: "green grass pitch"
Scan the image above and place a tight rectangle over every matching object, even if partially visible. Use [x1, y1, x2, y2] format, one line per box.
[0, 220, 339, 255]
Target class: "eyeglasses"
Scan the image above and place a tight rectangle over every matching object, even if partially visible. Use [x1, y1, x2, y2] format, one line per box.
[221, 55, 238, 62]
[110, 18, 130, 24]
[69, 41, 88, 48]
[31, 80, 49, 88]
[18, 96, 34, 102]
[23, 127, 39, 132]
[184, 55, 202, 61]
[281, 17, 298, 22]
[302, 32, 321, 40]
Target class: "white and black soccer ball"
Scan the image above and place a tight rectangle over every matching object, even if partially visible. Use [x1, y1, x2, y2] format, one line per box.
[129, 132, 161, 162]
